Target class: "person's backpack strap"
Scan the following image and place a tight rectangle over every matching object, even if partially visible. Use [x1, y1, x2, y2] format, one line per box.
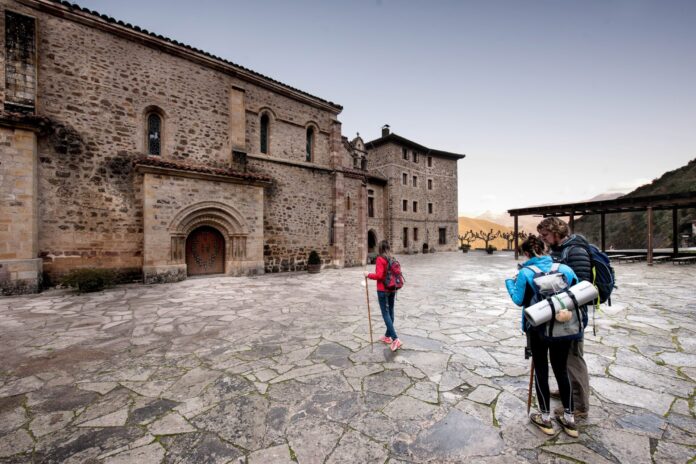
[550, 263, 560, 272]
[526, 265, 542, 274]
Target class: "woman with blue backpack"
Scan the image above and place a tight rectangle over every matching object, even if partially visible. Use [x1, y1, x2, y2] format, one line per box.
[364, 240, 402, 352]
[505, 235, 581, 437]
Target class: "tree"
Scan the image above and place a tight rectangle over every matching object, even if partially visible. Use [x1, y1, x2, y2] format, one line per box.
[500, 231, 528, 250]
[474, 229, 500, 249]
[458, 230, 476, 248]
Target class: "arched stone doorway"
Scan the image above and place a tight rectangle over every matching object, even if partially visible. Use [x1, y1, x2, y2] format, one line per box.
[422, 243, 429, 254]
[367, 229, 377, 253]
[186, 226, 225, 276]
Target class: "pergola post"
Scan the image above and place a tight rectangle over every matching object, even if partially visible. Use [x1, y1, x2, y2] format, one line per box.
[514, 215, 519, 260]
[600, 213, 606, 252]
[647, 206, 654, 266]
[672, 207, 678, 257]
[568, 214, 575, 233]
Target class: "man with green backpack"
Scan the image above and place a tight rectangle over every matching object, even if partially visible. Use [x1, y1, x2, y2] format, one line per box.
[537, 218, 595, 419]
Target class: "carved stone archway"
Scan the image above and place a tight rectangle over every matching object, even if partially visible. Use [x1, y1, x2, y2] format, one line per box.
[168, 202, 250, 271]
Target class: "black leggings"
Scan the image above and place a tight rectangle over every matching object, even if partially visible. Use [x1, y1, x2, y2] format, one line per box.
[530, 329, 573, 414]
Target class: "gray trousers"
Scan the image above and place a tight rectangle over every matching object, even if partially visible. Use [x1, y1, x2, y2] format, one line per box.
[568, 339, 590, 412]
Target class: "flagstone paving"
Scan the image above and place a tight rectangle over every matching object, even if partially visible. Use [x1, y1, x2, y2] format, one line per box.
[0, 251, 695, 463]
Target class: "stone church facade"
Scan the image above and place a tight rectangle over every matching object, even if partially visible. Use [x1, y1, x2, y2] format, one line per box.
[0, 0, 464, 295]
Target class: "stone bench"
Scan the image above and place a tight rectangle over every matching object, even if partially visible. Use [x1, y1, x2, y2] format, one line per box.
[672, 256, 696, 265]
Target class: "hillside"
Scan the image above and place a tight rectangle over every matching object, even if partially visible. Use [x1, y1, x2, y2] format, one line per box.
[574, 158, 696, 248]
[457, 217, 514, 250]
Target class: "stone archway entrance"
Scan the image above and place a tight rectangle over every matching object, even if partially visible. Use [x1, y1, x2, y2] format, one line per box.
[186, 226, 225, 276]
[422, 243, 429, 254]
[368, 230, 377, 253]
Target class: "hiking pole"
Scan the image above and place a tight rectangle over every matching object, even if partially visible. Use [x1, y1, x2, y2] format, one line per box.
[364, 276, 374, 344]
[527, 359, 534, 415]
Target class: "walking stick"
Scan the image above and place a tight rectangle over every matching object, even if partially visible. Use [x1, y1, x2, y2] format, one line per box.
[364, 276, 374, 344]
[527, 359, 534, 415]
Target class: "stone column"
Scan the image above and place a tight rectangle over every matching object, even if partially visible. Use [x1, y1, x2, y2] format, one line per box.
[0, 125, 42, 295]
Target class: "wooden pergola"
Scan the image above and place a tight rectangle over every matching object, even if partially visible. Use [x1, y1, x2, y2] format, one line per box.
[507, 191, 696, 265]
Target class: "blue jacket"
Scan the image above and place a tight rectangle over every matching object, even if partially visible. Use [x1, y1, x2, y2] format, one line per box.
[505, 255, 578, 330]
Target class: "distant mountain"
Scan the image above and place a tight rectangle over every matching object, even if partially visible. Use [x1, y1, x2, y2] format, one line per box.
[475, 211, 538, 232]
[586, 192, 625, 202]
[574, 158, 696, 249]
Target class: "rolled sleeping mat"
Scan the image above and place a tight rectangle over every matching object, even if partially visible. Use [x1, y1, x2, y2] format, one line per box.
[524, 281, 598, 327]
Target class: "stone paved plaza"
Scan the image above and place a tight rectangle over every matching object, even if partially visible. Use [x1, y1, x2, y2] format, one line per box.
[1, 252, 695, 463]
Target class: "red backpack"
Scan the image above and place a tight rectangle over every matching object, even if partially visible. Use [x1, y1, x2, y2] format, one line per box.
[383, 256, 405, 291]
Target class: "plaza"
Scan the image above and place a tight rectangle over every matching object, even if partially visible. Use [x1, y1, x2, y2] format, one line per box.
[0, 251, 695, 463]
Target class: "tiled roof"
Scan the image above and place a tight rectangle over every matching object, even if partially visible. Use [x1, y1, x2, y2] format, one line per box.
[43, 0, 342, 111]
[364, 133, 465, 160]
[133, 156, 273, 183]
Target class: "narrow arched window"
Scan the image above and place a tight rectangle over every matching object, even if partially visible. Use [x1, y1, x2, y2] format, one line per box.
[306, 127, 314, 162]
[260, 113, 270, 154]
[147, 113, 162, 156]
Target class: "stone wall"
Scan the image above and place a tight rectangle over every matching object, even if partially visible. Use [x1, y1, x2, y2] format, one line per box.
[0, 124, 41, 294]
[141, 169, 265, 283]
[0, 0, 343, 283]
[368, 142, 460, 253]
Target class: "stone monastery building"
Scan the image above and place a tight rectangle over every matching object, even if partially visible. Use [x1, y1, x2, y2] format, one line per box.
[0, 0, 464, 295]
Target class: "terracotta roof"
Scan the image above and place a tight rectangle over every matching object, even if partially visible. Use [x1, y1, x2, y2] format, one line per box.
[41, 0, 342, 111]
[364, 133, 465, 160]
[133, 156, 273, 183]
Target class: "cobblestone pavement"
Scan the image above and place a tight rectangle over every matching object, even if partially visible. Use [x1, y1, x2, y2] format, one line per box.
[1, 252, 695, 463]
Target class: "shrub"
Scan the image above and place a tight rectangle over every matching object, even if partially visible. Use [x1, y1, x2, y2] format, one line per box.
[61, 268, 115, 293]
[307, 250, 321, 265]
[486, 245, 497, 254]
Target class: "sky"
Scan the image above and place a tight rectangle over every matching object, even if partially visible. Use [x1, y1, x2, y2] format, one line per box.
[73, 0, 696, 216]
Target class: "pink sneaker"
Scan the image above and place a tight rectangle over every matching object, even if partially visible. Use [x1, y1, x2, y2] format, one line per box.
[379, 335, 393, 344]
[390, 339, 402, 352]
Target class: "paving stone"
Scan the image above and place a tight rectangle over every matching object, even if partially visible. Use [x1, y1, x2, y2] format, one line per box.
[326, 429, 388, 464]
[0, 428, 34, 458]
[588, 427, 651, 464]
[160, 432, 243, 464]
[148, 412, 196, 435]
[0, 375, 43, 397]
[104, 443, 165, 464]
[248, 444, 294, 464]
[30, 410, 73, 437]
[592, 377, 674, 415]
[0, 253, 694, 462]
[467, 385, 500, 405]
[401, 408, 504, 461]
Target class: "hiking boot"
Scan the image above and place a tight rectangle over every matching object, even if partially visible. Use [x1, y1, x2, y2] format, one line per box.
[529, 412, 555, 436]
[554, 406, 588, 420]
[390, 339, 403, 352]
[556, 415, 579, 438]
[550, 389, 561, 399]
[379, 335, 393, 344]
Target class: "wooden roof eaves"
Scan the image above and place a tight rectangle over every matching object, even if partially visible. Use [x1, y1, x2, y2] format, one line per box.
[507, 191, 696, 217]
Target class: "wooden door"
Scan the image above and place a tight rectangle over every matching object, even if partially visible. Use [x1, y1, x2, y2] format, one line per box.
[186, 226, 225, 276]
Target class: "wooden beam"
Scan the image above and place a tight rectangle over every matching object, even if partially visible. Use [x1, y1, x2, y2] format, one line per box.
[647, 206, 654, 266]
[600, 213, 606, 251]
[672, 207, 679, 257]
[514, 215, 519, 260]
[569, 214, 575, 233]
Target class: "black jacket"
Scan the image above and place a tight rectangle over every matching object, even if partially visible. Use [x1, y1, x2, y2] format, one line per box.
[551, 234, 592, 283]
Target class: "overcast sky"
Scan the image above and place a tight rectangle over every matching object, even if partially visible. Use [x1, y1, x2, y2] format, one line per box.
[73, 0, 696, 216]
